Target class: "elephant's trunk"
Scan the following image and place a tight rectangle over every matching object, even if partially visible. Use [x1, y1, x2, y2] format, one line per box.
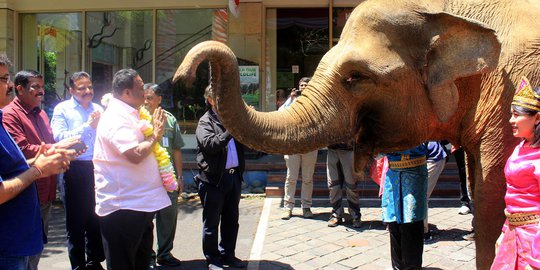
[173, 41, 352, 154]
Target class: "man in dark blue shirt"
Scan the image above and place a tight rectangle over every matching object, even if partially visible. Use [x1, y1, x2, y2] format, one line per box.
[0, 54, 73, 269]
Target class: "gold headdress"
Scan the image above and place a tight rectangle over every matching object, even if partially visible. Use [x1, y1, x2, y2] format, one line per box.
[512, 76, 540, 111]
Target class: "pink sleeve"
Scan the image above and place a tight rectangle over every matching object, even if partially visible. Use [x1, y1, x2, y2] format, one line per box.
[110, 124, 140, 154]
[501, 220, 509, 233]
[535, 159, 540, 191]
[529, 161, 540, 268]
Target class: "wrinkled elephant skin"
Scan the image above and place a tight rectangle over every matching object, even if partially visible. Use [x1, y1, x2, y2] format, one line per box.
[175, 1, 540, 269]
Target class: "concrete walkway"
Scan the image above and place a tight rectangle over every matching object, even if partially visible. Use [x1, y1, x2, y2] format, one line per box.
[39, 197, 475, 269]
[250, 199, 475, 270]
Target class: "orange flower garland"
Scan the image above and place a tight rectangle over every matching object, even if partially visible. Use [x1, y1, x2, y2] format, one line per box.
[139, 107, 178, 192]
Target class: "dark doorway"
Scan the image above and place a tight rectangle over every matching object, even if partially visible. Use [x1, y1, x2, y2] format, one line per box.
[276, 8, 329, 89]
[91, 62, 113, 103]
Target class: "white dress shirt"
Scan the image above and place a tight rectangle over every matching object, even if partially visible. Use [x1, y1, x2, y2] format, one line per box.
[93, 97, 170, 216]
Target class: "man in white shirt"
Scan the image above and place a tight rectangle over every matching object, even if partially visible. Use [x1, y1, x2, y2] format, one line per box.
[93, 68, 170, 269]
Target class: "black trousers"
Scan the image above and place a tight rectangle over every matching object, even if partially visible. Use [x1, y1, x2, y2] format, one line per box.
[454, 148, 471, 206]
[63, 161, 104, 269]
[99, 209, 155, 270]
[198, 171, 241, 265]
[388, 221, 424, 270]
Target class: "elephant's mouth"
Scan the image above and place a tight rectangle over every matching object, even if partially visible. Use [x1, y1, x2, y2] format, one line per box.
[353, 108, 381, 153]
[354, 107, 422, 155]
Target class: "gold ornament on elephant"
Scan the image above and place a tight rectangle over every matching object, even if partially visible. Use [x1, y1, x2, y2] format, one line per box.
[512, 76, 540, 111]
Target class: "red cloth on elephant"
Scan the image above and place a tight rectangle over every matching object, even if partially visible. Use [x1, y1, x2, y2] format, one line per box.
[369, 155, 388, 197]
[491, 141, 540, 269]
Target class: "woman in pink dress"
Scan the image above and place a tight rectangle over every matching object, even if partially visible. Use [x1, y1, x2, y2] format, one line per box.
[491, 77, 540, 270]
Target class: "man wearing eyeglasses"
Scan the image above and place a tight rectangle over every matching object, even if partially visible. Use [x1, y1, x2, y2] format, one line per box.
[2, 69, 80, 270]
[0, 54, 75, 270]
[51, 71, 105, 270]
[0, 67, 14, 108]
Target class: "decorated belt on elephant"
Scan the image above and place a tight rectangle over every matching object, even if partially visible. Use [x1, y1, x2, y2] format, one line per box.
[505, 209, 540, 226]
[388, 156, 427, 169]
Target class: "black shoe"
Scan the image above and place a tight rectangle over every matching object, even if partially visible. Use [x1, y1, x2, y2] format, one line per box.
[86, 263, 105, 270]
[209, 263, 224, 270]
[424, 231, 433, 242]
[222, 257, 247, 268]
[157, 256, 182, 266]
[302, 208, 314, 218]
[352, 217, 362, 228]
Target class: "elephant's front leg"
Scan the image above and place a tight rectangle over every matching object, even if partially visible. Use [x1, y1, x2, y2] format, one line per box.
[467, 145, 508, 270]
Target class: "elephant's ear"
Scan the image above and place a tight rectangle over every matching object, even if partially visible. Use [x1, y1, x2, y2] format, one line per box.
[421, 12, 501, 122]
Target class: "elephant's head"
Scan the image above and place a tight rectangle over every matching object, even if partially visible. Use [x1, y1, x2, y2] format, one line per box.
[174, 0, 500, 172]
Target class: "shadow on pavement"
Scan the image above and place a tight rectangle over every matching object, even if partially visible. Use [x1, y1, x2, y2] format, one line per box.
[41, 203, 67, 258]
[310, 212, 387, 232]
[424, 228, 472, 245]
[177, 196, 202, 218]
[155, 259, 204, 269]
[156, 260, 293, 270]
[251, 260, 294, 270]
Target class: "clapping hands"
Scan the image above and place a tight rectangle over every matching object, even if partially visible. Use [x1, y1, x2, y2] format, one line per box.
[152, 107, 165, 142]
[51, 137, 86, 157]
[31, 142, 76, 177]
[88, 111, 101, 129]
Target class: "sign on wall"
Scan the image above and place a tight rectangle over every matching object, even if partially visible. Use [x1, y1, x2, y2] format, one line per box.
[239, 65, 259, 107]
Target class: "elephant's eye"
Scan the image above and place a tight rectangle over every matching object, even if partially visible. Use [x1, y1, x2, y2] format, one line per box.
[343, 71, 370, 89]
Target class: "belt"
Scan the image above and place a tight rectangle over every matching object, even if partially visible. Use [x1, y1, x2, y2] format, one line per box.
[225, 167, 239, 174]
[71, 160, 93, 166]
[505, 209, 540, 226]
[388, 156, 426, 169]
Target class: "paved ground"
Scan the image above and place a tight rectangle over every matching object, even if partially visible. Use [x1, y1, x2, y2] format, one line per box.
[39, 195, 263, 270]
[253, 199, 475, 270]
[39, 197, 475, 270]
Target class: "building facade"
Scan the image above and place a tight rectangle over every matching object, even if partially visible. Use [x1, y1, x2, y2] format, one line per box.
[0, 0, 361, 134]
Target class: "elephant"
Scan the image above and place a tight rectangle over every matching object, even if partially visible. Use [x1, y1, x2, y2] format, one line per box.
[174, 0, 540, 269]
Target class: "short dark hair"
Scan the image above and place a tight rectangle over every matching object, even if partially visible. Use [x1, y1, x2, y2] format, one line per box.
[143, 83, 164, 97]
[0, 54, 12, 67]
[69, 71, 91, 88]
[14, 70, 43, 89]
[112, 68, 138, 96]
[143, 83, 156, 91]
[512, 86, 540, 148]
[299, 77, 311, 85]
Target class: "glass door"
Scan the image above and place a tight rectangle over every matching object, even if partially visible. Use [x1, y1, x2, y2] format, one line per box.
[264, 8, 329, 111]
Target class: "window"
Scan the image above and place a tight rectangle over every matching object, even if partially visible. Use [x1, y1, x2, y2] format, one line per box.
[21, 13, 82, 116]
[155, 9, 224, 133]
[86, 11, 153, 102]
